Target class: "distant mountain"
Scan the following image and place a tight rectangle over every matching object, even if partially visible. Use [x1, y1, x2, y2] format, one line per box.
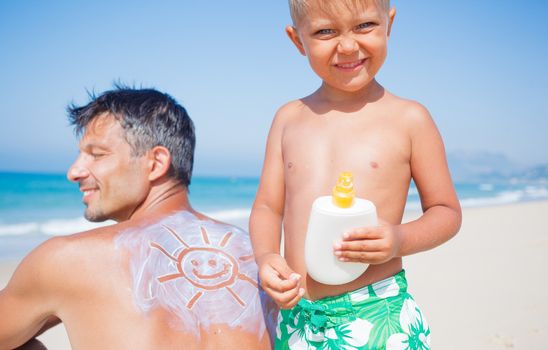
[518, 163, 548, 181]
[447, 151, 547, 183]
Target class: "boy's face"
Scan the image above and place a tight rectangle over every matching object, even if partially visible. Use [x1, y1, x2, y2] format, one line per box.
[287, 1, 395, 93]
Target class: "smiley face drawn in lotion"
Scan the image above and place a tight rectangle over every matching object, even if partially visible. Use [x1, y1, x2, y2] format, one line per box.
[150, 225, 257, 309]
[115, 211, 267, 337]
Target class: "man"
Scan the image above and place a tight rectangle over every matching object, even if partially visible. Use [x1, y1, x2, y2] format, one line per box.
[0, 87, 274, 349]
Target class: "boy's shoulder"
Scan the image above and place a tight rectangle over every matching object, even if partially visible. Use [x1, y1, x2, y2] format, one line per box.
[384, 91, 430, 117]
[382, 91, 434, 128]
[271, 92, 433, 130]
[274, 98, 306, 118]
[266, 98, 307, 133]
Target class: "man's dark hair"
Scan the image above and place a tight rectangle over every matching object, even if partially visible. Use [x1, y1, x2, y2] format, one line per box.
[68, 85, 195, 187]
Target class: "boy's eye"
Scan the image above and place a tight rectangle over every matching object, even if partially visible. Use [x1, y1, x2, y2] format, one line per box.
[356, 22, 375, 31]
[315, 28, 336, 36]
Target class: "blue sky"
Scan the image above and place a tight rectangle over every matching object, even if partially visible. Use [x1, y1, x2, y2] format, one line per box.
[0, 1, 546, 176]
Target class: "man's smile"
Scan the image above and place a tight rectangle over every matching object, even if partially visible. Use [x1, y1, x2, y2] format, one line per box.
[80, 187, 99, 203]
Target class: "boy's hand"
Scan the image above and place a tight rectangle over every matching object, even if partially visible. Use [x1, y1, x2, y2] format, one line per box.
[333, 222, 402, 264]
[257, 253, 305, 309]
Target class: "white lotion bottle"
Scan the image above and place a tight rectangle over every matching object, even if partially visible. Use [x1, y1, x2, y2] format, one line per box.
[305, 172, 378, 285]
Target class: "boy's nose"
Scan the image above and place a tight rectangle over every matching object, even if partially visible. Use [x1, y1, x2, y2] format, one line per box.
[337, 36, 359, 54]
[67, 160, 89, 183]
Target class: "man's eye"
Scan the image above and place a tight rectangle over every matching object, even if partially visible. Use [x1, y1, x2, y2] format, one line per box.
[90, 153, 105, 159]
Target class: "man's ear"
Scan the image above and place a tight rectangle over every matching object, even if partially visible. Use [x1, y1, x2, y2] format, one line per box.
[147, 146, 172, 182]
[387, 7, 396, 38]
[286, 25, 306, 56]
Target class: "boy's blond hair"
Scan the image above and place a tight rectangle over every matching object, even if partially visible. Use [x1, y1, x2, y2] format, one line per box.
[288, 0, 391, 25]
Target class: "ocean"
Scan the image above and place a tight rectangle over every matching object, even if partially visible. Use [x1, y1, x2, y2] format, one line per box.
[1, 171, 547, 261]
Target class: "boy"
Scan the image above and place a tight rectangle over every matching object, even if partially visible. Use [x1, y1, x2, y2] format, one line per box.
[249, 0, 461, 348]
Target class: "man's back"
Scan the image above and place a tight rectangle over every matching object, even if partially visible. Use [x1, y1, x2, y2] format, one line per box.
[1, 211, 273, 349]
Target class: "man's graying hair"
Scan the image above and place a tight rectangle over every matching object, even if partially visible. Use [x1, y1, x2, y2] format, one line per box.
[68, 85, 195, 187]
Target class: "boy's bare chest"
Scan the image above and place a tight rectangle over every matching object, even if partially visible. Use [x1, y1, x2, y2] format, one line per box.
[282, 117, 408, 174]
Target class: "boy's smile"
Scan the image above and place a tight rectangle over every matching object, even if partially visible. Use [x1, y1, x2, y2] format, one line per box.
[333, 58, 367, 71]
[286, 1, 395, 94]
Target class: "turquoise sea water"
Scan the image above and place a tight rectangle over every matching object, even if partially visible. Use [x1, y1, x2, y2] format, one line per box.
[1, 171, 547, 260]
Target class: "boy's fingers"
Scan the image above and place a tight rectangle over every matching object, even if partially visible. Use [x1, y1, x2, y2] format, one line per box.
[260, 266, 284, 290]
[272, 259, 301, 281]
[280, 288, 305, 309]
[271, 285, 303, 307]
[270, 259, 302, 291]
[336, 250, 384, 263]
[335, 239, 384, 252]
[278, 274, 301, 292]
[260, 266, 300, 292]
[343, 228, 382, 240]
[265, 274, 299, 293]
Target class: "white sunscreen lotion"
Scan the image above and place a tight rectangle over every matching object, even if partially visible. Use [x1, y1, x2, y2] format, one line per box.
[305, 172, 377, 285]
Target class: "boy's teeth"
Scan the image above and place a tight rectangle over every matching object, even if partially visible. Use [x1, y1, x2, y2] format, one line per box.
[338, 60, 363, 68]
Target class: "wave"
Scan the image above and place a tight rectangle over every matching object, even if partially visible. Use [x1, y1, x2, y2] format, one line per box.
[204, 208, 251, 222]
[0, 210, 252, 238]
[479, 183, 494, 191]
[406, 187, 548, 210]
[2, 186, 548, 238]
[0, 217, 112, 237]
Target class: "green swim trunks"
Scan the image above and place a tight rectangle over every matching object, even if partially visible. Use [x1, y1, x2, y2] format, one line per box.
[275, 270, 430, 349]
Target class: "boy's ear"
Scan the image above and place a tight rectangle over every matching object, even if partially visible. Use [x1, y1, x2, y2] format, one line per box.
[285, 25, 306, 56]
[147, 146, 172, 182]
[387, 7, 396, 37]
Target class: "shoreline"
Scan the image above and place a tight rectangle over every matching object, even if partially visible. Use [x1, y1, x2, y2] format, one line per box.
[1, 200, 547, 349]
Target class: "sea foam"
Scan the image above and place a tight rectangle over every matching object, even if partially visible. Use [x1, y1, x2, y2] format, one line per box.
[0, 217, 112, 237]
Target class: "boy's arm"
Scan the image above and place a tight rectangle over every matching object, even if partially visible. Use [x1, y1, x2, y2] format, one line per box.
[336, 103, 461, 263]
[398, 103, 462, 255]
[250, 109, 286, 261]
[0, 239, 65, 350]
[250, 107, 304, 308]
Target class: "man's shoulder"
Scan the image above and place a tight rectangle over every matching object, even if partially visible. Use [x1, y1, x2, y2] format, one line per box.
[195, 214, 248, 235]
[54, 221, 125, 252]
[5, 224, 118, 297]
[27, 222, 129, 271]
[115, 211, 252, 248]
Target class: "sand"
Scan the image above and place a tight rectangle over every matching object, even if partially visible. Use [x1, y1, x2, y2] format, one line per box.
[1, 201, 547, 349]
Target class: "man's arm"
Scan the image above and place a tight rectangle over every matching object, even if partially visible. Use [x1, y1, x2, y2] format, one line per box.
[0, 239, 65, 350]
[249, 105, 304, 309]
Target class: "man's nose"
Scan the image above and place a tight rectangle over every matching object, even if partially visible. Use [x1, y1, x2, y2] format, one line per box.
[67, 158, 89, 183]
[337, 35, 359, 54]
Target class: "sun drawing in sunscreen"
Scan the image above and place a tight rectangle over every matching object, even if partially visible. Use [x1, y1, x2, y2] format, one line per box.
[116, 211, 269, 336]
[150, 224, 258, 309]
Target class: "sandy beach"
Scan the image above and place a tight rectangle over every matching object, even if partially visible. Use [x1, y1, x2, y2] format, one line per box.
[1, 200, 547, 349]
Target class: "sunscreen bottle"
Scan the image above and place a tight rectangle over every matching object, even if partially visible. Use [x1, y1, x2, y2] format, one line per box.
[304, 172, 378, 285]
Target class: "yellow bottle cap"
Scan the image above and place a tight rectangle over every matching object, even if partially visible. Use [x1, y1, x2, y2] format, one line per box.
[332, 172, 355, 208]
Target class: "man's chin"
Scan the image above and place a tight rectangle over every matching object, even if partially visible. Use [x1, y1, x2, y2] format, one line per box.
[84, 210, 109, 223]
